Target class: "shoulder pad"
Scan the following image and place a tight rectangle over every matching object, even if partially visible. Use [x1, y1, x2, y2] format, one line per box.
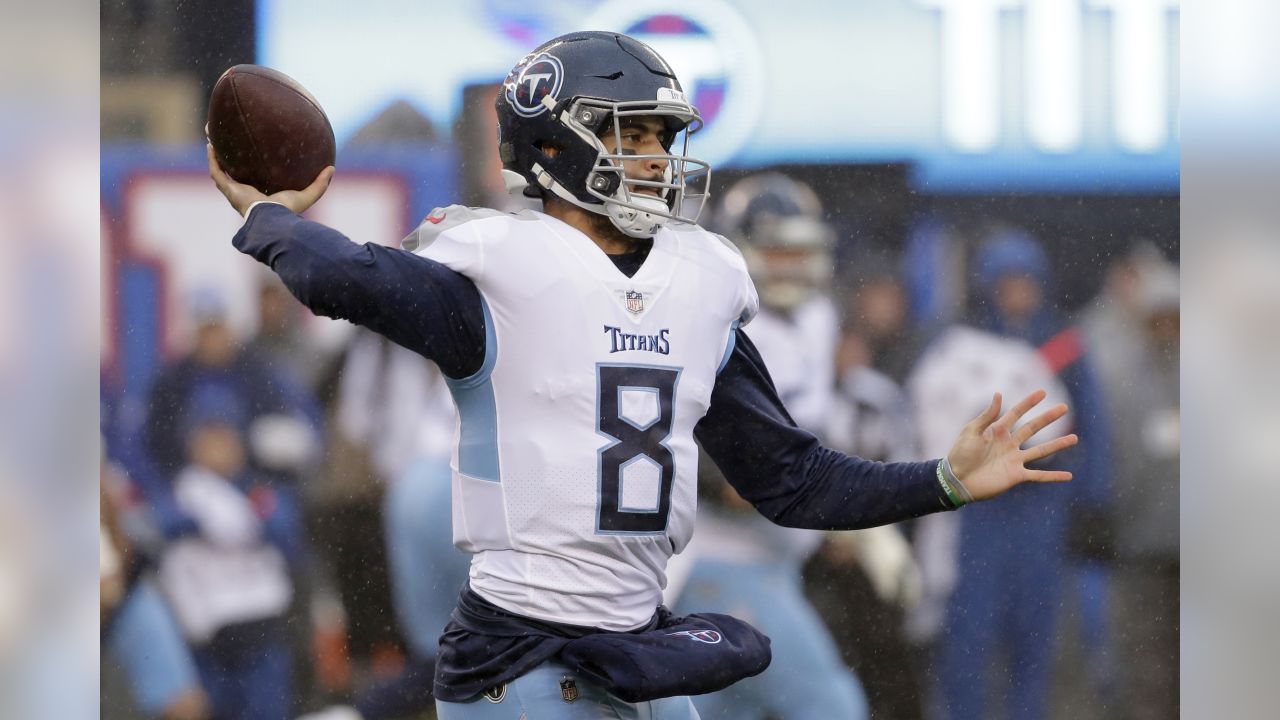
[666, 224, 748, 261]
[400, 205, 507, 252]
[708, 231, 747, 263]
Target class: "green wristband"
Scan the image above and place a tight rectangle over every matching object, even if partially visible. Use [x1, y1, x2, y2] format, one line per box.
[936, 458, 973, 508]
[943, 457, 975, 505]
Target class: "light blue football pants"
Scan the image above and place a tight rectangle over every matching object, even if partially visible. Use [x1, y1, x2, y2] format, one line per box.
[673, 558, 869, 720]
[436, 662, 701, 719]
[105, 579, 203, 716]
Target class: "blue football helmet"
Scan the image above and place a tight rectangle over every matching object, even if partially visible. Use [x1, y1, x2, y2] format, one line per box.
[496, 31, 711, 238]
[714, 173, 835, 311]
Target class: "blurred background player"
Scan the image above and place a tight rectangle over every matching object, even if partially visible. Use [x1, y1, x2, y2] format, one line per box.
[667, 173, 867, 720]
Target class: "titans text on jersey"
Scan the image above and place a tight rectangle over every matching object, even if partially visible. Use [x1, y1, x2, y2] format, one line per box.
[604, 325, 671, 354]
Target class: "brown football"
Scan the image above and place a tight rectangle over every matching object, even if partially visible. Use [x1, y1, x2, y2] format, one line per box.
[207, 65, 336, 195]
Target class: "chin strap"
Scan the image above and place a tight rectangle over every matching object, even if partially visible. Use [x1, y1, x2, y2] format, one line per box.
[525, 162, 666, 238]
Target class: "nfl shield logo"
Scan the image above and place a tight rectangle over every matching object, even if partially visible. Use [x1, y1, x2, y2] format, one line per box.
[559, 676, 580, 703]
[625, 290, 644, 314]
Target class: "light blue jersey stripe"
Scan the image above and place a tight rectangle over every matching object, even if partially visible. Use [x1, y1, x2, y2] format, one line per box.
[445, 296, 501, 482]
[717, 322, 740, 375]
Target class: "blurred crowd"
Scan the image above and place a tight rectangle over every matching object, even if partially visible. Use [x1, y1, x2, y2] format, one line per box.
[99, 168, 1178, 720]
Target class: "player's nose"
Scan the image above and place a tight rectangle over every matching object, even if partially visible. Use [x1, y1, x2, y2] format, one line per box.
[644, 150, 669, 175]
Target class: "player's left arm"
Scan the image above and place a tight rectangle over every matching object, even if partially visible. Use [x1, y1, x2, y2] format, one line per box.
[695, 330, 1077, 530]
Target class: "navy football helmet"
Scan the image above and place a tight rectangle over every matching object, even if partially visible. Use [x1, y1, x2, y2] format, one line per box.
[496, 31, 710, 238]
[714, 173, 835, 311]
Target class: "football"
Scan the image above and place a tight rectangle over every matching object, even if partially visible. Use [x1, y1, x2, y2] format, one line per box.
[207, 65, 336, 195]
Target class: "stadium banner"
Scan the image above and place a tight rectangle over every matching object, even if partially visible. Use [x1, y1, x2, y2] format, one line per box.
[258, 0, 1180, 192]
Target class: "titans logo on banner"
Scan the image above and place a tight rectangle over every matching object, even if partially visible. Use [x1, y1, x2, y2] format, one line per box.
[586, 0, 764, 166]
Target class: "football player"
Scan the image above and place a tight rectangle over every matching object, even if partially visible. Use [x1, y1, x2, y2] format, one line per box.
[209, 31, 1077, 720]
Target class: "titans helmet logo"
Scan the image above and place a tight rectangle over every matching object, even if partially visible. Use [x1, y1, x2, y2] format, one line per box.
[505, 52, 564, 117]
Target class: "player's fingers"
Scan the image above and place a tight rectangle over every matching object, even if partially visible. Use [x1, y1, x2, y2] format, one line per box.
[207, 143, 225, 181]
[1014, 403, 1069, 444]
[207, 144, 239, 203]
[993, 389, 1046, 434]
[293, 166, 335, 206]
[1024, 468, 1073, 483]
[1021, 433, 1078, 464]
[969, 392, 1002, 432]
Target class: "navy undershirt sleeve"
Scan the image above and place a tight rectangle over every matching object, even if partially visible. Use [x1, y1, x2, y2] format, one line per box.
[233, 203, 487, 379]
[695, 329, 954, 530]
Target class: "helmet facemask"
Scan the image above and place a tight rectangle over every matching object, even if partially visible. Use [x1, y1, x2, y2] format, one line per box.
[555, 97, 711, 238]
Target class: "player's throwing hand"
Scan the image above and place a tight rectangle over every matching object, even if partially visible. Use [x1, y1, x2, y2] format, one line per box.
[208, 143, 334, 217]
[945, 389, 1078, 502]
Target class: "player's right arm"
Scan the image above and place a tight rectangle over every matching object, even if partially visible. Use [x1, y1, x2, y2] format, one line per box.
[211, 150, 487, 379]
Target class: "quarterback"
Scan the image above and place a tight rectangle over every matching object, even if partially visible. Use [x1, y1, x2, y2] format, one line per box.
[209, 31, 1077, 720]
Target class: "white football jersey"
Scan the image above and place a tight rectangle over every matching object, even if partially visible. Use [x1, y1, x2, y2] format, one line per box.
[410, 207, 757, 630]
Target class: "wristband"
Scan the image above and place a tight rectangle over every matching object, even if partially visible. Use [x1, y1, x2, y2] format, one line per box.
[936, 457, 975, 508]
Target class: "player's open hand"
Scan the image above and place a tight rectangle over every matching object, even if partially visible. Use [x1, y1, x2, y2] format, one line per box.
[207, 143, 334, 217]
[945, 389, 1078, 502]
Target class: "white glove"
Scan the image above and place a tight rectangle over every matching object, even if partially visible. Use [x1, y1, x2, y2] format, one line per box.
[828, 525, 922, 608]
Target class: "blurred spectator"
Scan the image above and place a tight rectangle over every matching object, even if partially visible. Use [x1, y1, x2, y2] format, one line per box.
[841, 256, 932, 384]
[143, 288, 323, 490]
[1080, 246, 1180, 719]
[246, 274, 335, 392]
[906, 329, 1073, 720]
[156, 399, 304, 720]
[101, 456, 211, 720]
[911, 228, 1109, 720]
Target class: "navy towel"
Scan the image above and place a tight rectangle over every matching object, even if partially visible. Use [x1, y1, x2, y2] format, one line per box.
[559, 611, 772, 703]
